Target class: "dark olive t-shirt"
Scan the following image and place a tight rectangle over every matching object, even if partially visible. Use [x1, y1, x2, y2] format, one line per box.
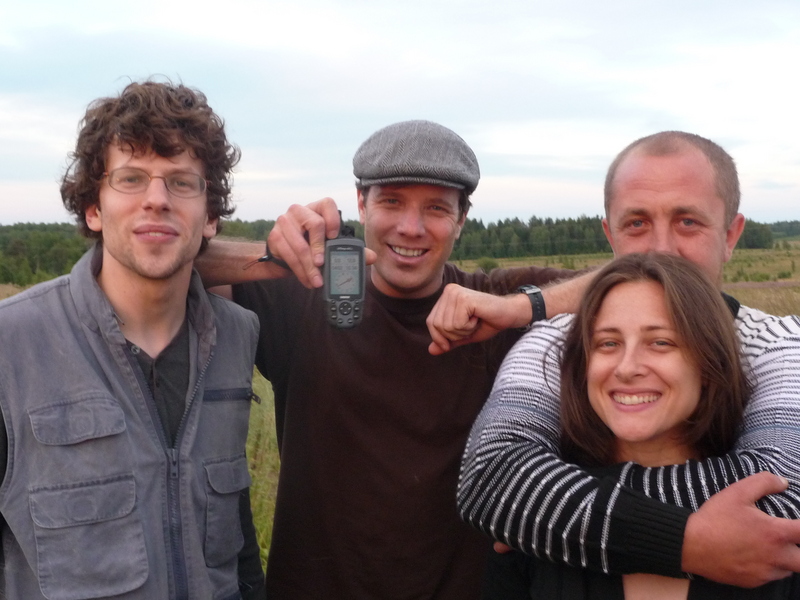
[233, 263, 573, 600]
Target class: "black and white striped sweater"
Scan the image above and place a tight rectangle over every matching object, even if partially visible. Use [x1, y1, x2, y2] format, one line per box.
[458, 304, 800, 577]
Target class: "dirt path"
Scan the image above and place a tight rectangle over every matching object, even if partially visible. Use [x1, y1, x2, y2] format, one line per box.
[0, 284, 22, 300]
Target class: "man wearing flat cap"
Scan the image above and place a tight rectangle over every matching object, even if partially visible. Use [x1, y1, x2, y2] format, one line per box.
[198, 120, 575, 599]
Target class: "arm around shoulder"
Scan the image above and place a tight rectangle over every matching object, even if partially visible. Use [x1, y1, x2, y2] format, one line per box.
[195, 238, 291, 288]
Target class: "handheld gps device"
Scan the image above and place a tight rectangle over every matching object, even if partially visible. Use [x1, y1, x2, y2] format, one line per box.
[322, 221, 366, 329]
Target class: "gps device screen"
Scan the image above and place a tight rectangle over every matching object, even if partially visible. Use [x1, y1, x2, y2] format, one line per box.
[329, 250, 362, 297]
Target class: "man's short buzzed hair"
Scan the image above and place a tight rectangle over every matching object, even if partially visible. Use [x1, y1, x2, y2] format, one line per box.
[604, 131, 740, 226]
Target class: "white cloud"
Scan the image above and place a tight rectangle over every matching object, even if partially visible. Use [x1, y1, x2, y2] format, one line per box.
[0, 0, 798, 226]
[0, 94, 75, 156]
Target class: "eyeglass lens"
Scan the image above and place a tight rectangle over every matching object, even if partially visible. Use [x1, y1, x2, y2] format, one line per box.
[106, 168, 206, 197]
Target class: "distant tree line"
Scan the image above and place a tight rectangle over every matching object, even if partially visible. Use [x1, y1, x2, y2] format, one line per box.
[220, 219, 365, 242]
[0, 224, 91, 286]
[770, 220, 800, 239]
[221, 216, 778, 259]
[737, 220, 774, 250]
[0, 217, 788, 287]
[452, 216, 611, 259]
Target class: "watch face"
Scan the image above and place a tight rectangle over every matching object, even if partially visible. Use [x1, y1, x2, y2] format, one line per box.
[518, 285, 540, 295]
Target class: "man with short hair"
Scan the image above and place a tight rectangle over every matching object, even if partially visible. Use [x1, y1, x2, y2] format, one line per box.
[0, 81, 265, 599]
[197, 120, 578, 599]
[428, 131, 800, 589]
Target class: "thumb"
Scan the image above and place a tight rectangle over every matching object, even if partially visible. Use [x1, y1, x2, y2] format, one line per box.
[428, 340, 450, 356]
[728, 471, 789, 503]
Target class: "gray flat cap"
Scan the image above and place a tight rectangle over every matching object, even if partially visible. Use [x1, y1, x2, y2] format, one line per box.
[353, 120, 480, 194]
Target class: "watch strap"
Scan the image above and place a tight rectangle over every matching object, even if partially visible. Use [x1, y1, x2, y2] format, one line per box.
[517, 285, 546, 331]
[256, 241, 290, 270]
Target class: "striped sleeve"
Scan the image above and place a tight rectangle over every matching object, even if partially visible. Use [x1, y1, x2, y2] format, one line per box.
[457, 306, 800, 578]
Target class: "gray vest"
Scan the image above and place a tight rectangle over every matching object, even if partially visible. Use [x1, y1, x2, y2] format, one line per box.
[0, 248, 259, 600]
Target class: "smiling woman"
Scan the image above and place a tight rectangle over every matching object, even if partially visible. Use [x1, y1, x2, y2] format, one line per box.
[485, 253, 799, 599]
[559, 253, 748, 473]
[584, 278, 704, 468]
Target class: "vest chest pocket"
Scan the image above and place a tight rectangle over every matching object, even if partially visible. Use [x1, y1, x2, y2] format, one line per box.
[28, 395, 126, 445]
[28, 473, 148, 600]
[204, 454, 252, 568]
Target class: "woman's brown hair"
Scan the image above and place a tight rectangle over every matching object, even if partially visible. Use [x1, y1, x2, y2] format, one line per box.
[559, 253, 749, 467]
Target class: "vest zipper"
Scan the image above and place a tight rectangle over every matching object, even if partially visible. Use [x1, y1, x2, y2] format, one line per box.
[124, 341, 214, 600]
[169, 447, 179, 479]
[167, 350, 214, 600]
[166, 446, 188, 600]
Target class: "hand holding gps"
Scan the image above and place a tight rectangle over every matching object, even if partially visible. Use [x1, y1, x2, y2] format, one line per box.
[323, 215, 366, 328]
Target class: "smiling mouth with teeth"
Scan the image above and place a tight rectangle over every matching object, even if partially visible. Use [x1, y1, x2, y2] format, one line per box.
[612, 393, 659, 406]
[391, 246, 426, 257]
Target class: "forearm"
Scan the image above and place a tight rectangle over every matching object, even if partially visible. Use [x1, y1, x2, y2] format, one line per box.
[541, 269, 598, 318]
[619, 450, 800, 518]
[498, 268, 599, 325]
[195, 238, 290, 287]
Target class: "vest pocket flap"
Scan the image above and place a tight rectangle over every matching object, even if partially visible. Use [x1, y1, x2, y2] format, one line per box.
[29, 396, 126, 445]
[29, 474, 136, 528]
[205, 455, 252, 494]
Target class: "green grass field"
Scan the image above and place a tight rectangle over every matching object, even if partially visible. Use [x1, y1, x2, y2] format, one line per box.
[246, 374, 280, 568]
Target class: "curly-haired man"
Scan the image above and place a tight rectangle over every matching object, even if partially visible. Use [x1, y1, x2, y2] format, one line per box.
[0, 80, 265, 599]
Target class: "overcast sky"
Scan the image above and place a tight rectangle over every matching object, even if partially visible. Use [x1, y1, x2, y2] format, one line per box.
[1, 0, 798, 227]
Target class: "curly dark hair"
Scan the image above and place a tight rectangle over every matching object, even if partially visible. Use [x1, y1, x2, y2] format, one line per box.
[559, 253, 750, 467]
[60, 80, 241, 241]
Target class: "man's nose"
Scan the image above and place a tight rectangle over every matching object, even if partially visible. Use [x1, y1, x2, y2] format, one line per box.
[651, 228, 678, 254]
[142, 176, 171, 209]
[396, 208, 425, 236]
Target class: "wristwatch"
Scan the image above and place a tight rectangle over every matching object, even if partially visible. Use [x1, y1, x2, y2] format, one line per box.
[516, 285, 546, 331]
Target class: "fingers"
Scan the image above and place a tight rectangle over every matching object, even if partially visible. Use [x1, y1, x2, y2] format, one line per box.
[268, 198, 340, 288]
[683, 472, 800, 587]
[426, 284, 481, 354]
[433, 284, 481, 334]
[307, 197, 341, 263]
[428, 339, 451, 356]
[776, 529, 800, 573]
[746, 513, 800, 584]
[493, 542, 513, 554]
[364, 248, 377, 266]
[317, 197, 342, 240]
[729, 471, 790, 502]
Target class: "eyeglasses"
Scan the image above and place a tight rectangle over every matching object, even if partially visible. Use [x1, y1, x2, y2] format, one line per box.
[102, 167, 208, 198]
